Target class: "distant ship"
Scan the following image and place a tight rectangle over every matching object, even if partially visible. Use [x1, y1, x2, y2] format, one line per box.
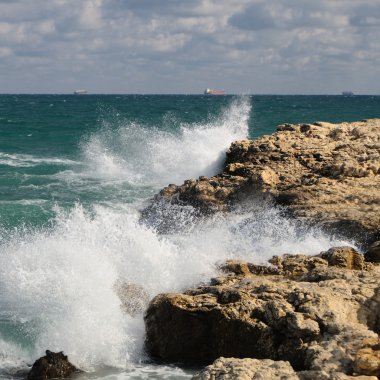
[204, 88, 225, 95]
[73, 90, 87, 95]
[342, 91, 354, 96]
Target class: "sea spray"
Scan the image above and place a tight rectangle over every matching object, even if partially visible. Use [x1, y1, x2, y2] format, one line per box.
[81, 97, 251, 185]
[0, 201, 353, 373]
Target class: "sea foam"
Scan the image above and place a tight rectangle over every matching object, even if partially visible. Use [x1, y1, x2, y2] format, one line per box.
[0, 202, 352, 373]
[81, 97, 251, 186]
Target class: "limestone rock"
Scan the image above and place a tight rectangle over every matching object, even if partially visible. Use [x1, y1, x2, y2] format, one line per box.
[143, 119, 380, 245]
[353, 338, 380, 377]
[319, 246, 366, 270]
[27, 351, 80, 380]
[144, 249, 380, 377]
[192, 357, 299, 380]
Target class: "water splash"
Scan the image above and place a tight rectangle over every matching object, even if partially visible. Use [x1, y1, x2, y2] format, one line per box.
[0, 201, 353, 373]
[81, 97, 251, 186]
[0, 96, 356, 378]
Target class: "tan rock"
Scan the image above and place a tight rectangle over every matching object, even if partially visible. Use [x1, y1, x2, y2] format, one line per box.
[319, 246, 366, 270]
[353, 338, 380, 377]
[145, 249, 380, 377]
[143, 119, 380, 245]
[192, 357, 299, 380]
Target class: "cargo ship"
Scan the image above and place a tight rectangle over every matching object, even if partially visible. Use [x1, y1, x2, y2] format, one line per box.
[204, 88, 225, 95]
[342, 91, 354, 96]
[73, 90, 88, 95]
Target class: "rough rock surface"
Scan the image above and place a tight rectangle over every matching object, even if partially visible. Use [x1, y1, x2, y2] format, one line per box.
[353, 338, 380, 377]
[144, 247, 380, 378]
[192, 357, 299, 380]
[27, 351, 80, 380]
[143, 119, 380, 245]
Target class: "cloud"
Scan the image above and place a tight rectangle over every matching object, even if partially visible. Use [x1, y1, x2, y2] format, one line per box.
[0, 0, 378, 94]
[229, 1, 350, 31]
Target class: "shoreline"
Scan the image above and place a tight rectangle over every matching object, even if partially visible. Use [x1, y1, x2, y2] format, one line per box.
[24, 118, 380, 379]
[143, 119, 380, 248]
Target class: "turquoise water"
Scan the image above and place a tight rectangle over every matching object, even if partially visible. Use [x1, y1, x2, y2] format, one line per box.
[0, 95, 379, 379]
[1, 94, 379, 229]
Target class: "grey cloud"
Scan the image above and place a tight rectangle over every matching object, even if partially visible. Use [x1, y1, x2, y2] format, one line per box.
[350, 4, 380, 27]
[229, 1, 352, 31]
[229, 3, 275, 31]
[0, 0, 379, 94]
[101, 0, 202, 19]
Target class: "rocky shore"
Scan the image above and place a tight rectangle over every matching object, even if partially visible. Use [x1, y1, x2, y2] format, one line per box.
[143, 119, 380, 246]
[28, 119, 380, 379]
[142, 119, 379, 379]
[145, 247, 380, 379]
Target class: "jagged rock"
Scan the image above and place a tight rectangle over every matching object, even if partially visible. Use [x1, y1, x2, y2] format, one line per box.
[192, 357, 299, 380]
[319, 246, 366, 270]
[143, 119, 380, 245]
[144, 249, 380, 377]
[27, 351, 80, 380]
[365, 241, 380, 263]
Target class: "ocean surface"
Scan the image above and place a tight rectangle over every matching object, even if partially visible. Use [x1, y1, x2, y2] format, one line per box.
[0, 94, 379, 379]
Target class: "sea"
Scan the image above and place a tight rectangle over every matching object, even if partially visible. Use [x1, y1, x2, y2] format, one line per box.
[0, 94, 379, 379]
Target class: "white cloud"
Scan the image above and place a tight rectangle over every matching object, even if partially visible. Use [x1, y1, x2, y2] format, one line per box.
[80, 0, 103, 29]
[0, 0, 378, 93]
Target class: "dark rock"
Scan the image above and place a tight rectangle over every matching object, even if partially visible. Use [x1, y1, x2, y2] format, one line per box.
[28, 351, 80, 380]
[365, 240, 380, 263]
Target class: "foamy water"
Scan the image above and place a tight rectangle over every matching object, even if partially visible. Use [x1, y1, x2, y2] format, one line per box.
[0, 152, 79, 168]
[81, 97, 251, 185]
[0, 96, 355, 378]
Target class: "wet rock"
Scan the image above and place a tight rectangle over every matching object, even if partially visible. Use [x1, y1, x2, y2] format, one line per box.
[143, 119, 380, 246]
[28, 351, 80, 380]
[144, 249, 380, 377]
[192, 357, 299, 380]
[365, 241, 380, 263]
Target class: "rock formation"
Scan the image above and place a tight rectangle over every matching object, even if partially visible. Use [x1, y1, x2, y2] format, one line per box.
[192, 357, 299, 380]
[143, 119, 380, 245]
[366, 241, 380, 263]
[27, 350, 80, 380]
[144, 247, 380, 378]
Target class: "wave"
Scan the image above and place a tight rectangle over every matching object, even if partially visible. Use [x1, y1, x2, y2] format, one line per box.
[0, 96, 356, 377]
[81, 97, 251, 186]
[0, 201, 352, 373]
[0, 153, 79, 168]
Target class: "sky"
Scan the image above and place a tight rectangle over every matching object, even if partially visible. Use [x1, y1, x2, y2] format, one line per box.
[0, 0, 379, 94]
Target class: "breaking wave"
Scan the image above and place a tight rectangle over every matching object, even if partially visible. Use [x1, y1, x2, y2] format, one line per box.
[81, 97, 251, 186]
[0, 96, 354, 378]
[0, 202, 352, 374]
